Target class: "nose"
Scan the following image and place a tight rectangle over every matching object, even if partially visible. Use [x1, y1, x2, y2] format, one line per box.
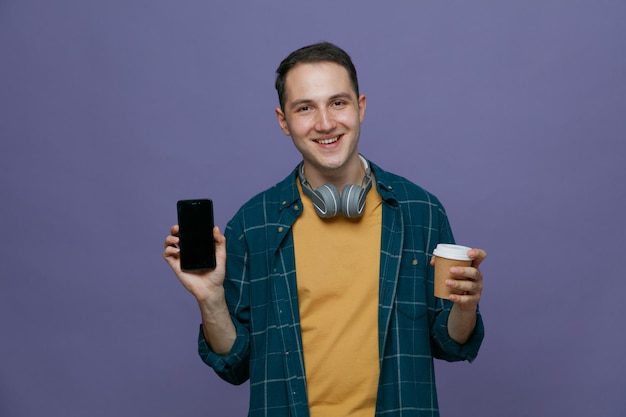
[314, 108, 337, 132]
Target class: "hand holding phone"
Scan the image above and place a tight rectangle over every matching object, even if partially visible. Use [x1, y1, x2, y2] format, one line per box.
[176, 199, 217, 271]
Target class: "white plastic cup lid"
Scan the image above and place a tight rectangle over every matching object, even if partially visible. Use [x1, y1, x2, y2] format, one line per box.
[433, 244, 472, 261]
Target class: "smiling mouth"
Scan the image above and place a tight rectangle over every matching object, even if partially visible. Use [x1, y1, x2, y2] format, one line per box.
[315, 135, 341, 145]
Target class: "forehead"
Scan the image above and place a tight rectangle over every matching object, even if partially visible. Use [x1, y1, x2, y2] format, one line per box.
[283, 62, 355, 101]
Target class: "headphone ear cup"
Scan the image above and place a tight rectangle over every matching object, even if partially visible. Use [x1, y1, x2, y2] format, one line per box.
[314, 184, 341, 218]
[341, 184, 365, 218]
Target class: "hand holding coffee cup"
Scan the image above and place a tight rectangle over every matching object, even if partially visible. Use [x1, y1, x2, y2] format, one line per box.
[433, 244, 473, 299]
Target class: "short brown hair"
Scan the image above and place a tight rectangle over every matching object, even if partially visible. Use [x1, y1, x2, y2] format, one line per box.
[275, 42, 359, 111]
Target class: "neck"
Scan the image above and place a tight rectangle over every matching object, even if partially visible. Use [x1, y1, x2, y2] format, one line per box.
[302, 155, 368, 190]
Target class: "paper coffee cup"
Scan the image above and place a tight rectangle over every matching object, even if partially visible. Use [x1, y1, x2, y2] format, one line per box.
[433, 244, 472, 299]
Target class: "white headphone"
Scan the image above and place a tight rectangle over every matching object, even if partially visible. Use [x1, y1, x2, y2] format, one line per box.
[297, 155, 372, 218]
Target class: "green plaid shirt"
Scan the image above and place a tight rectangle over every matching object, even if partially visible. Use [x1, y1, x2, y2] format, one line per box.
[199, 160, 484, 417]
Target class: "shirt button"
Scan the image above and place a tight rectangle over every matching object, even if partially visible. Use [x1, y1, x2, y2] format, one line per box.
[412, 259, 418, 265]
[278, 226, 284, 233]
[294, 205, 300, 211]
[387, 185, 393, 190]
[282, 201, 287, 206]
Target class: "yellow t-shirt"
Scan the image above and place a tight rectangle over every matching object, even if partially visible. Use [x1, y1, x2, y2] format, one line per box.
[293, 179, 382, 417]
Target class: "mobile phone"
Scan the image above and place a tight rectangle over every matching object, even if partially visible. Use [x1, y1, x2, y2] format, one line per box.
[176, 199, 216, 271]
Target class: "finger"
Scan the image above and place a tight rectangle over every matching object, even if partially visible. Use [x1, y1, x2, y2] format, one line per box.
[213, 226, 227, 264]
[162, 246, 181, 268]
[468, 248, 487, 268]
[164, 234, 180, 249]
[213, 226, 225, 245]
[170, 224, 180, 236]
[449, 292, 480, 304]
[450, 266, 481, 280]
[446, 278, 481, 294]
[163, 245, 180, 257]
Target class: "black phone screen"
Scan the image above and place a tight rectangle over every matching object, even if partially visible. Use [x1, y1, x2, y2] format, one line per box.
[176, 199, 216, 271]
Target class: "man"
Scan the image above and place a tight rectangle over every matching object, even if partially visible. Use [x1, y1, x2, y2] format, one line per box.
[163, 42, 486, 417]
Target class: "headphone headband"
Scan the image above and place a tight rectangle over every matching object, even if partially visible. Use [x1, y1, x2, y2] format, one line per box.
[298, 156, 372, 218]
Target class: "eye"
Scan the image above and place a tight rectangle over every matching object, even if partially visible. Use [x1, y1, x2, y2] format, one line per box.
[297, 105, 311, 112]
[332, 100, 346, 108]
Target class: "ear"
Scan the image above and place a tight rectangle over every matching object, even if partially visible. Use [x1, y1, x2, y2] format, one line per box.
[358, 94, 367, 124]
[275, 107, 291, 136]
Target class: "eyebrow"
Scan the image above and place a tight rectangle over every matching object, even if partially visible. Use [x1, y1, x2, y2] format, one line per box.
[288, 93, 354, 111]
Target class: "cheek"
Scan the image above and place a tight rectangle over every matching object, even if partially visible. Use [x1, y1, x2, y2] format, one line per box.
[286, 118, 313, 139]
[336, 111, 362, 128]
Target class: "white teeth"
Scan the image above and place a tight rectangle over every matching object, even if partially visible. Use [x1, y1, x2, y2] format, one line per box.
[317, 136, 339, 145]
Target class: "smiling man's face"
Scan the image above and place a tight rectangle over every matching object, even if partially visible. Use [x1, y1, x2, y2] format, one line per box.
[275, 61, 366, 187]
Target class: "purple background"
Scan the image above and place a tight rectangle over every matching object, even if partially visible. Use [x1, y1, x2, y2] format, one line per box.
[1, 1, 625, 416]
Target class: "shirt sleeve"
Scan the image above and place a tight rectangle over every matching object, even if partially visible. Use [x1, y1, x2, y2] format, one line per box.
[197, 321, 250, 384]
[430, 301, 485, 362]
[196, 215, 252, 385]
